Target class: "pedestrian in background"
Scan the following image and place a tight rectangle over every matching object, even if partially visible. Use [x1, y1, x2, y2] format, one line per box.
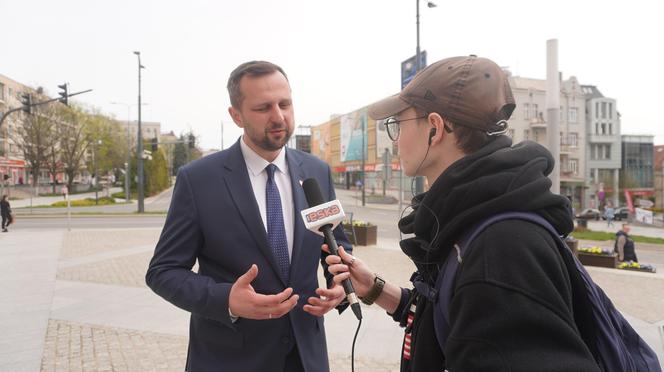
[604, 203, 615, 227]
[1, 195, 11, 232]
[615, 223, 638, 262]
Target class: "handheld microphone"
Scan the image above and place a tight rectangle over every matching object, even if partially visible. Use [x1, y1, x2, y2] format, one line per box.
[301, 178, 362, 320]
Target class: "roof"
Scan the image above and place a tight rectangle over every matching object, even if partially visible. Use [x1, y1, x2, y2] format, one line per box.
[581, 85, 604, 99]
[509, 76, 548, 91]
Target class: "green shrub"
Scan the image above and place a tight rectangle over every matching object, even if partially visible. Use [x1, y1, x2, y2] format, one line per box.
[51, 197, 116, 207]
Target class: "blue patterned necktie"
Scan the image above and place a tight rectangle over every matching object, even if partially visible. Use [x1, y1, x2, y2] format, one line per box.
[265, 164, 290, 282]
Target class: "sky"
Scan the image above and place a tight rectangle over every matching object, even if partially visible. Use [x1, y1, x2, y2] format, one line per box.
[1, 0, 663, 150]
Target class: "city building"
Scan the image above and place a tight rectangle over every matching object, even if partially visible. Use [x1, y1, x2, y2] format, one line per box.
[621, 135, 654, 204]
[0, 73, 31, 185]
[117, 120, 161, 141]
[311, 109, 406, 194]
[506, 74, 586, 209]
[654, 145, 664, 209]
[582, 85, 622, 209]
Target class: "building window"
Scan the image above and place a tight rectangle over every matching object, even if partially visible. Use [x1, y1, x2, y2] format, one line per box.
[524, 103, 530, 119]
[0, 83, 5, 101]
[560, 106, 564, 121]
[601, 123, 607, 135]
[609, 123, 613, 135]
[569, 159, 578, 175]
[605, 145, 611, 160]
[524, 129, 530, 141]
[601, 102, 607, 119]
[595, 122, 599, 134]
[609, 102, 613, 119]
[569, 132, 578, 147]
[568, 107, 578, 123]
[508, 129, 515, 138]
[595, 102, 600, 118]
[533, 104, 539, 119]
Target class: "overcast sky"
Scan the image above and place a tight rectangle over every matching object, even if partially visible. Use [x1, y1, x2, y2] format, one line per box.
[2, 0, 662, 150]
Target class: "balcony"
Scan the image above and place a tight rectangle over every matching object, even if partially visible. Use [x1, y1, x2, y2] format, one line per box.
[588, 133, 619, 143]
[529, 115, 547, 129]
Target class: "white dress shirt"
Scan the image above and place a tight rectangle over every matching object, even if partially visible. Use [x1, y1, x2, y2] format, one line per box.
[239, 136, 294, 260]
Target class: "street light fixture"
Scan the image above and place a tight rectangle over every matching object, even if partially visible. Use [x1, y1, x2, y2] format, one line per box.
[133, 51, 146, 213]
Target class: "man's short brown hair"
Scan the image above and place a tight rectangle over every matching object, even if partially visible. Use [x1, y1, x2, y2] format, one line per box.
[227, 61, 288, 108]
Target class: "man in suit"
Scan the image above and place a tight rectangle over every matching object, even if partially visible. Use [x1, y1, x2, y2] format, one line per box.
[146, 61, 351, 372]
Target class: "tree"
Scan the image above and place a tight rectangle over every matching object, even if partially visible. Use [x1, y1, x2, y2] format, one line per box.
[144, 147, 169, 196]
[12, 99, 58, 187]
[172, 130, 202, 175]
[58, 105, 92, 190]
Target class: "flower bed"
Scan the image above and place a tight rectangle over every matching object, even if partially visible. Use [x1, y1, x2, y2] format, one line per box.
[342, 220, 377, 246]
[616, 262, 657, 273]
[577, 246, 617, 268]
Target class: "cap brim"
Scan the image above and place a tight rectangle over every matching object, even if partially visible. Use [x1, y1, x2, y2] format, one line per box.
[368, 94, 411, 120]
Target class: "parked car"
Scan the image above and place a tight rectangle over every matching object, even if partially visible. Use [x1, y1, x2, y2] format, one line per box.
[575, 208, 601, 220]
[614, 207, 630, 221]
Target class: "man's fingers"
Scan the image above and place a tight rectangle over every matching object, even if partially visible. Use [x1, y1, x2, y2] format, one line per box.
[266, 293, 300, 318]
[235, 264, 258, 287]
[253, 287, 296, 308]
[321, 243, 331, 254]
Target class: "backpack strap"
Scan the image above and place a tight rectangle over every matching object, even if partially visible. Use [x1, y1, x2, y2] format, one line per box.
[433, 212, 570, 351]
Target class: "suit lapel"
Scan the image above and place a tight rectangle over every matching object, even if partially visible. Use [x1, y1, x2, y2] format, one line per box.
[222, 141, 286, 286]
[286, 149, 308, 278]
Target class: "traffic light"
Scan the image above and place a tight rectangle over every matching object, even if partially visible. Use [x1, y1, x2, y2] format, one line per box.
[58, 83, 69, 105]
[20, 93, 33, 114]
[188, 134, 195, 149]
[151, 137, 158, 152]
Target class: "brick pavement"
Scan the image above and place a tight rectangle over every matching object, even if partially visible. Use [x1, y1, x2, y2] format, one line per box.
[2, 227, 661, 371]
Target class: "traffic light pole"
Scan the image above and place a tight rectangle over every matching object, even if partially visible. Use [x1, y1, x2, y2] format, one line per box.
[0, 89, 92, 129]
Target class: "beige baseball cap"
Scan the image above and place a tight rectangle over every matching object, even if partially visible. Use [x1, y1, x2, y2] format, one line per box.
[369, 55, 515, 134]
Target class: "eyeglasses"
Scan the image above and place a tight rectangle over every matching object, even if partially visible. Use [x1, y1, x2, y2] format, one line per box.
[383, 114, 428, 141]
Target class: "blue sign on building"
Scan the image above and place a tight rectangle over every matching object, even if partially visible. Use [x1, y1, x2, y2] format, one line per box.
[401, 51, 427, 89]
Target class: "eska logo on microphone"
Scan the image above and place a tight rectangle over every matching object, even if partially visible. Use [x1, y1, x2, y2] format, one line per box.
[305, 205, 341, 223]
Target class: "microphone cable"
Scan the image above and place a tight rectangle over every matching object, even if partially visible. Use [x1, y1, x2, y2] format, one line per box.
[351, 317, 362, 372]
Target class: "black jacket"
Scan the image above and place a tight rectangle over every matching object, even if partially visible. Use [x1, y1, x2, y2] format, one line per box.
[0, 199, 10, 217]
[396, 136, 599, 372]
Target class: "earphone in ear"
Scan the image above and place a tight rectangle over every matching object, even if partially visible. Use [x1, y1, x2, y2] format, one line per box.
[428, 128, 436, 145]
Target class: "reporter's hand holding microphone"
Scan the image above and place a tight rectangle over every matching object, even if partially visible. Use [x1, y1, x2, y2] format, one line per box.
[322, 245, 373, 298]
[322, 245, 401, 315]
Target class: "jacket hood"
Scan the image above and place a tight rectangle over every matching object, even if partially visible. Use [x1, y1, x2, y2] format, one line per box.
[399, 136, 574, 268]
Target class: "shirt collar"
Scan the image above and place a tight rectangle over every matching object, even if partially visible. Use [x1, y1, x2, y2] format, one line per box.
[240, 135, 288, 177]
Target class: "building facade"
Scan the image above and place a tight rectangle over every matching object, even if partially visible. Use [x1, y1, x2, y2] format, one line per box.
[621, 134, 654, 191]
[582, 85, 622, 209]
[507, 74, 587, 209]
[0, 73, 30, 185]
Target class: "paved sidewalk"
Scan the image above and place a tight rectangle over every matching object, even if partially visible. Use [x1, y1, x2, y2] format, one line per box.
[1, 226, 663, 371]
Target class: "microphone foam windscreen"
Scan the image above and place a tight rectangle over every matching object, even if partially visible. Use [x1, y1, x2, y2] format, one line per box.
[302, 178, 326, 207]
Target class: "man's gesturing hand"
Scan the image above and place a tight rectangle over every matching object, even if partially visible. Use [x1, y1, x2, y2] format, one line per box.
[229, 265, 299, 320]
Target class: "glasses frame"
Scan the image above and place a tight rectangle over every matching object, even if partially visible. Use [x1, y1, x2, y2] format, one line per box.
[383, 114, 428, 141]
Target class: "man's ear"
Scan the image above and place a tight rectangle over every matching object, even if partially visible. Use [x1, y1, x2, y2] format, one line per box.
[229, 106, 243, 127]
[427, 113, 446, 145]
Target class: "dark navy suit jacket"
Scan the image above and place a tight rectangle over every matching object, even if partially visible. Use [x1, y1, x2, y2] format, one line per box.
[146, 140, 351, 372]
